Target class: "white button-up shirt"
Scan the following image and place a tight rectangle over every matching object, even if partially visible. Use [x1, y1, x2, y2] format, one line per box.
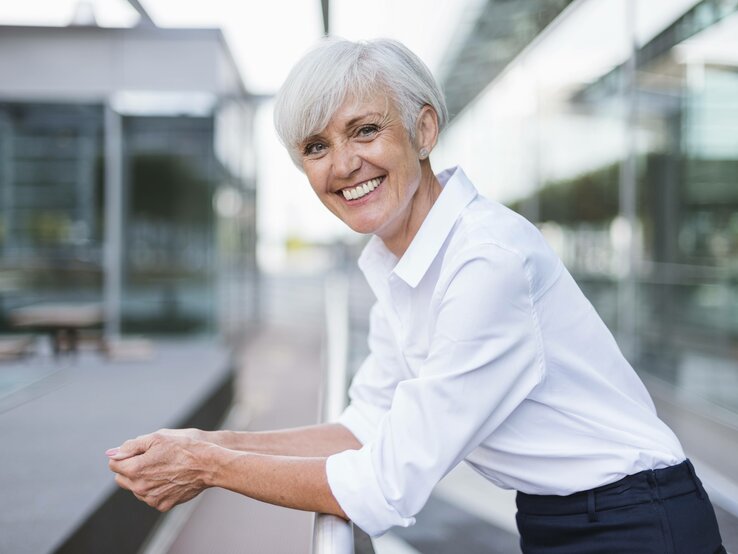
[326, 166, 685, 537]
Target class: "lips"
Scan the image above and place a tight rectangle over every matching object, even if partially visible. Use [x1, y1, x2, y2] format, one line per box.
[339, 176, 384, 200]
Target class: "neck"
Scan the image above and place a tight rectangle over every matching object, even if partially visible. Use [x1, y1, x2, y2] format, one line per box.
[381, 161, 442, 258]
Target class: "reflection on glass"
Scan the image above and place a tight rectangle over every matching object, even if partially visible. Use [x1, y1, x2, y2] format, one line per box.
[437, 0, 738, 415]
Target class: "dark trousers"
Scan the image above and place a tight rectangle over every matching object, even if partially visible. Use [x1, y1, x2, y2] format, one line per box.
[515, 460, 726, 554]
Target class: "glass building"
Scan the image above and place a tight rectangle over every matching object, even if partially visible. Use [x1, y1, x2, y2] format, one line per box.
[435, 0, 738, 491]
[0, 22, 258, 337]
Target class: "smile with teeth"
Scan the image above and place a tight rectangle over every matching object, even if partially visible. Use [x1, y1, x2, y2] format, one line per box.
[341, 177, 383, 200]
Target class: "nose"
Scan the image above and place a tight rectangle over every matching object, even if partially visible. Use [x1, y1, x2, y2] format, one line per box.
[332, 141, 361, 178]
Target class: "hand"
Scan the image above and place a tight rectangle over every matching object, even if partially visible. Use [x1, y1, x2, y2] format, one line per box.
[155, 427, 209, 442]
[107, 432, 217, 512]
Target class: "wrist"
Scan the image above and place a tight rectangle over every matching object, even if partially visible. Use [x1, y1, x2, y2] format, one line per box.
[213, 429, 253, 451]
[204, 429, 225, 446]
[194, 429, 212, 443]
[203, 444, 242, 488]
[199, 429, 236, 447]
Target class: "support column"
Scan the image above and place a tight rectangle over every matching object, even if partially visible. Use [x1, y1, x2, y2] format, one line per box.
[618, 0, 639, 359]
[76, 118, 95, 255]
[104, 102, 123, 338]
[0, 111, 16, 257]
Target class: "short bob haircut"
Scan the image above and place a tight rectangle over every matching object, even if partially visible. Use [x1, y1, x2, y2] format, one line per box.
[274, 38, 448, 169]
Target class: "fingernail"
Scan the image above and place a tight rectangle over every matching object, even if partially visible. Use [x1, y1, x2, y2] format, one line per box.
[106, 447, 120, 457]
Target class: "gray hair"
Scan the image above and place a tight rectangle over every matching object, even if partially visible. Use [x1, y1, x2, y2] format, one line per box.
[274, 38, 448, 168]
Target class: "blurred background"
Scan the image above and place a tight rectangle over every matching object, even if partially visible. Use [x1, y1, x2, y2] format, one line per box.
[0, 1, 737, 553]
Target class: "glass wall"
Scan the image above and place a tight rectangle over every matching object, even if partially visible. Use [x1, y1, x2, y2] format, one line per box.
[436, 0, 738, 414]
[122, 115, 218, 334]
[0, 100, 257, 337]
[0, 102, 104, 328]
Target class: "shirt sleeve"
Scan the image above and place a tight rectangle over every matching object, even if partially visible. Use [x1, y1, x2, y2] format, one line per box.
[326, 245, 546, 536]
[336, 302, 408, 445]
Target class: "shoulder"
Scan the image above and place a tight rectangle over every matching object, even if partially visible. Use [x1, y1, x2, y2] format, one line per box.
[442, 196, 563, 300]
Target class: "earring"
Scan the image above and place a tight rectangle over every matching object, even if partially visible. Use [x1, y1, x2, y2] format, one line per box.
[419, 147, 429, 160]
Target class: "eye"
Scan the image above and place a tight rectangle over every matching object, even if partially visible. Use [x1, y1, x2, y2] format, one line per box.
[303, 142, 326, 156]
[356, 124, 379, 138]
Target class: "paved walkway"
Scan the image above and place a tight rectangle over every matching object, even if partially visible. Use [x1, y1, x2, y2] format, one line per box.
[0, 340, 230, 554]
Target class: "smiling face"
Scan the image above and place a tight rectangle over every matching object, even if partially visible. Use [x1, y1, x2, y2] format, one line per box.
[300, 91, 441, 255]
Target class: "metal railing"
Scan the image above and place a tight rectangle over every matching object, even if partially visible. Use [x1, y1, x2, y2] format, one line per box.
[313, 270, 354, 554]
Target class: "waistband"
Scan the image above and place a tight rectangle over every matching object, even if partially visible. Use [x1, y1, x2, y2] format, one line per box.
[516, 459, 702, 518]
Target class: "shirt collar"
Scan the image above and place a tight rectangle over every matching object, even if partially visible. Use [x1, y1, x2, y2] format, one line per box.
[358, 166, 478, 289]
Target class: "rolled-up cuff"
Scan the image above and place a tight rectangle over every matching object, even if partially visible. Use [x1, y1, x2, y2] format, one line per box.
[326, 446, 415, 537]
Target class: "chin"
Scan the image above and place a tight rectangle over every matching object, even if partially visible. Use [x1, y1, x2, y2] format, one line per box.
[341, 217, 383, 236]
[345, 222, 377, 235]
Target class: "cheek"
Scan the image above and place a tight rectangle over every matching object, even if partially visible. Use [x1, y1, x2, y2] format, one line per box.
[307, 181, 322, 197]
[307, 181, 342, 215]
[304, 169, 329, 197]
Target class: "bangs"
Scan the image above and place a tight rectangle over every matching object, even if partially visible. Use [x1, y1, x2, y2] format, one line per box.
[296, 64, 385, 148]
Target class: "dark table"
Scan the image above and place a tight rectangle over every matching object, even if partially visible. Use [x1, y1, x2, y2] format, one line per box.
[9, 303, 104, 356]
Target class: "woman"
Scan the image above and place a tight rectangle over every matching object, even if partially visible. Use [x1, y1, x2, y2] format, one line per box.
[108, 38, 726, 553]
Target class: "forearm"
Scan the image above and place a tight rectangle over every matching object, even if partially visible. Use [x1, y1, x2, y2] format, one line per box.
[207, 423, 361, 457]
[207, 446, 347, 518]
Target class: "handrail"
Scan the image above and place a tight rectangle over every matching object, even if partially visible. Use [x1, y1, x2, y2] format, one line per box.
[313, 270, 354, 554]
[323, 271, 350, 425]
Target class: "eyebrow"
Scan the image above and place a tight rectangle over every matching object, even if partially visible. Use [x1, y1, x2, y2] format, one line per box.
[345, 111, 384, 128]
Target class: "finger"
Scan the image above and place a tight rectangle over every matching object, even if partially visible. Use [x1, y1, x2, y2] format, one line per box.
[106, 435, 154, 461]
[115, 473, 151, 505]
[108, 455, 140, 475]
[114, 471, 148, 497]
[156, 500, 174, 512]
[114, 472, 134, 491]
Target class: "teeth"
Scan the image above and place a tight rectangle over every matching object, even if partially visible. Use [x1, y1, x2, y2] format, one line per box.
[342, 177, 382, 201]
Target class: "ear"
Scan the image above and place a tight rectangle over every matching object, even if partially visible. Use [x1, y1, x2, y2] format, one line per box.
[415, 105, 439, 157]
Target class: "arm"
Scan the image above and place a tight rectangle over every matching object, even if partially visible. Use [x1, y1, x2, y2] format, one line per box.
[108, 432, 347, 517]
[212, 449, 346, 516]
[160, 423, 361, 457]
